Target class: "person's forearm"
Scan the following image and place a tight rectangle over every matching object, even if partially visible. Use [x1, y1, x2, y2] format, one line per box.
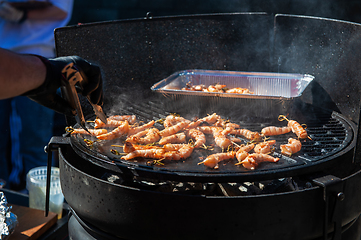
[0, 49, 46, 99]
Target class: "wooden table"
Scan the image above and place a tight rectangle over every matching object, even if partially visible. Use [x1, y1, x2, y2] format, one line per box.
[1, 188, 69, 240]
[8, 205, 58, 240]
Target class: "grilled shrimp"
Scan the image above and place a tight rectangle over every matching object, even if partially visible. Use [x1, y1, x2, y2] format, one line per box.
[254, 140, 276, 154]
[159, 132, 187, 145]
[213, 127, 233, 150]
[288, 120, 308, 139]
[280, 138, 302, 156]
[214, 119, 240, 129]
[197, 126, 222, 135]
[163, 115, 191, 128]
[182, 83, 206, 91]
[239, 153, 279, 170]
[198, 126, 232, 149]
[226, 88, 253, 94]
[128, 120, 155, 136]
[235, 151, 249, 162]
[185, 128, 206, 148]
[159, 121, 189, 137]
[278, 115, 308, 139]
[163, 144, 194, 161]
[163, 143, 188, 151]
[119, 142, 191, 155]
[204, 84, 227, 92]
[97, 121, 130, 140]
[187, 113, 221, 129]
[126, 129, 149, 142]
[126, 128, 160, 145]
[261, 126, 292, 136]
[67, 127, 108, 136]
[235, 144, 255, 163]
[230, 128, 261, 141]
[122, 142, 159, 153]
[108, 115, 137, 124]
[198, 151, 236, 169]
[237, 143, 255, 153]
[94, 119, 125, 129]
[121, 148, 165, 161]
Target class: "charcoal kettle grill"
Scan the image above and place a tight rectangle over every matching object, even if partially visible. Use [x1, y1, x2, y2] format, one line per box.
[45, 13, 361, 239]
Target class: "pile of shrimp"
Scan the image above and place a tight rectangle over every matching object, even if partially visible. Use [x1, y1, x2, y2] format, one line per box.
[182, 82, 254, 94]
[68, 113, 309, 170]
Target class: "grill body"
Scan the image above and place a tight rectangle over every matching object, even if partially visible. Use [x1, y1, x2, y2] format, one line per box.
[53, 13, 361, 239]
[59, 145, 361, 239]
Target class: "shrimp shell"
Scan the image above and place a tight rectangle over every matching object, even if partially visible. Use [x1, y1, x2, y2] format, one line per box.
[97, 121, 129, 140]
[280, 138, 302, 156]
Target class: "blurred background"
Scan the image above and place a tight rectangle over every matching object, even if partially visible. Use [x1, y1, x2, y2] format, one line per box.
[68, 0, 361, 25]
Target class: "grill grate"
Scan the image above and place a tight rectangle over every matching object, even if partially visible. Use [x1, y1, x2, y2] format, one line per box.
[115, 96, 353, 164]
[70, 96, 356, 182]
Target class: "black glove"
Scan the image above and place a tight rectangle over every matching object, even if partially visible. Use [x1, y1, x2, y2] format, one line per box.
[23, 55, 103, 116]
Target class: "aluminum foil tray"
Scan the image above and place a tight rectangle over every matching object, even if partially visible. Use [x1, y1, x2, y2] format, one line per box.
[151, 70, 314, 99]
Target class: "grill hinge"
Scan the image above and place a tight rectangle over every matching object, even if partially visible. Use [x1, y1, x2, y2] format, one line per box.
[312, 175, 344, 240]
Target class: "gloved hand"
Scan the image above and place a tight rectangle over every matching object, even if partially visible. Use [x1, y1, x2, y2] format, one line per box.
[23, 55, 103, 116]
[0, 2, 26, 23]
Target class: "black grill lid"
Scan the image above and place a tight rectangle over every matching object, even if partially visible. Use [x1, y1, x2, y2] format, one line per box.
[54, 13, 273, 126]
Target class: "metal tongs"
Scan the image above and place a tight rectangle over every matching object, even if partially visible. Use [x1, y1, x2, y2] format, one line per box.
[61, 62, 107, 131]
[44, 63, 107, 217]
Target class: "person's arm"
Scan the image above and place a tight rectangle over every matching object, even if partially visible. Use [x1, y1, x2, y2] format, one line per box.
[0, 3, 68, 23]
[0, 48, 46, 99]
[0, 48, 103, 116]
[26, 5, 68, 21]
